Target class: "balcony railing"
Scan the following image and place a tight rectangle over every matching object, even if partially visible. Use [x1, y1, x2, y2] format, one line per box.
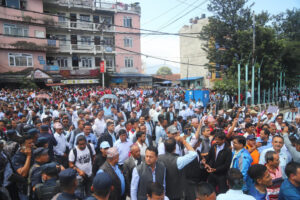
[57, 21, 114, 32]
[44, 0, 141, 14]
[59, 67, 115, 77]
[58, 44, 115, 54]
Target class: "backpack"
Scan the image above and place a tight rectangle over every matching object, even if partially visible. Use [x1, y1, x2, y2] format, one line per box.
[73, 144, 93, 164]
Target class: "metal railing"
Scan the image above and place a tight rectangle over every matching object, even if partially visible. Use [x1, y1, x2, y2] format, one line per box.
[58, 21, 114, 31]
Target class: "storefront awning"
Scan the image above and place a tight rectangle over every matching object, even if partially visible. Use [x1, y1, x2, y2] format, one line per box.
[179, 76, 203, 81]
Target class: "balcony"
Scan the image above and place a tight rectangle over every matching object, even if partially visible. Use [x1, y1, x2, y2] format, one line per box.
[58, 44, 115, 54]
[0, 6, 58, 25]
[57, 21, 114, 32]
[44, 0, 141, 14]
[0, 35, 58, 51]
[59, 66, 115, 77]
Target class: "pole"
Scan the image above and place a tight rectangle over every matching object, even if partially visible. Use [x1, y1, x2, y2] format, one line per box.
[187, 58, 189, 88]
[263, 89, 266, 104]
[251, 64, 255, 105]
[101, 30, 105, 88]
[283, 72, 286, 90]
[279, 71, 282, 92]
[245, 64, 248, 105]
[252, 11, 256, 66]
[258, 66, 260, 105]
[276, 80, 279, 103]
[268, 88, 270, 104]
[272, 83, 275, 103]
[238, 64, 241, 106]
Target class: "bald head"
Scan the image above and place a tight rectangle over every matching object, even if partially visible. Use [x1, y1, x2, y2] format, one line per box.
[131, 144, 141, 159]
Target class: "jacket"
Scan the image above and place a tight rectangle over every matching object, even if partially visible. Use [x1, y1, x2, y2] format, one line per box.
[123, 156, 141, 196]
[231, 148, 253, 191]
[97, 130, 115, 148]
[100, 161, 121, 200]
[206, 142, 232, 175]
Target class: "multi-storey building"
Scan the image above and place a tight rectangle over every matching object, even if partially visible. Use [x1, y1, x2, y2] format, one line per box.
[179, 16, 212, 89]
[0, 0, 149, 87]
[0, 0, 59, 86]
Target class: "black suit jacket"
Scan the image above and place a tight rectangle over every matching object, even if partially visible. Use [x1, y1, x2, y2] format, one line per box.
[97, 130, 114, 149]
[166, 111, 175, 125]
[206, 142, 232, 175]
[123, 156, 141, 196]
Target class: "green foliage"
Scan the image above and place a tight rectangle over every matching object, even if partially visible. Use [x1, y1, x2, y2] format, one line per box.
[156, 66, 172, 75]
[201, 0, 299, 91]
[20, 79, 38, 89]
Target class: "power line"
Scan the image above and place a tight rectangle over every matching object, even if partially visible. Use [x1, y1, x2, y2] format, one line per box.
[0, 33, 207, 67]
[142, 2, 183, 26]
[0, 5, 200, 39]
[158, 0, 209, 30]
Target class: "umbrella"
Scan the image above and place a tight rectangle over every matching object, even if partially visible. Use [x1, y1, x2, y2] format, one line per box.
[35, 93, 50, 99]
[100, 94, 117, 101]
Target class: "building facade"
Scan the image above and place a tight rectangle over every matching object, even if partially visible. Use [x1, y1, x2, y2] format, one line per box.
[0, 0, 143, 86]
[179, 16, 211, 89]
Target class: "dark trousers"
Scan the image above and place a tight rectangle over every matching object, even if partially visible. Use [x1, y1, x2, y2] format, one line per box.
[54, 155, 68, 168]
[207, 173, 228, 194]
[185, 181, 198, 200]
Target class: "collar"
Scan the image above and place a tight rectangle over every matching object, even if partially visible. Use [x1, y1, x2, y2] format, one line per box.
[217, 143, 225, 149]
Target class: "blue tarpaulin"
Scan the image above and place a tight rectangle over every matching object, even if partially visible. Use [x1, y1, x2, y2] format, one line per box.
[185, 90, 210, 107]
[111, 78, 124, 83]
[180, 76, 203, 81]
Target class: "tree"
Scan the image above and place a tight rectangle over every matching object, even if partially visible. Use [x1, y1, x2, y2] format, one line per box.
[156, 66, 172, 75]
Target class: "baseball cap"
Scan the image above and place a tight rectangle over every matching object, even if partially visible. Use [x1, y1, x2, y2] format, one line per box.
[246, 135, 257, 140]
[93, 172, 112, 191]
[100, 141, 110, 149]
[33, 147, 49, 158]
[167, 125, 178, 134]
[59, 168, 77, 184]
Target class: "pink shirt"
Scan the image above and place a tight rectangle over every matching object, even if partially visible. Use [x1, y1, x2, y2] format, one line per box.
[267, 166, 284, 200]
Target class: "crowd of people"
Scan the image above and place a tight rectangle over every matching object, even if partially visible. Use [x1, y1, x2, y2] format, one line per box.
[0, 86, 299, 200]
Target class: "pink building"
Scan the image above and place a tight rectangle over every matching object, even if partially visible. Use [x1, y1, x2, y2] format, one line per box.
[0, 0, 58, 76]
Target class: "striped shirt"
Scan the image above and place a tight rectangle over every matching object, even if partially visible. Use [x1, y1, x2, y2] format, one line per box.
[266, 166, 284, 200]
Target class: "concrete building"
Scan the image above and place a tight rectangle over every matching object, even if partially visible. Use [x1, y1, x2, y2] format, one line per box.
[179, 16, 210, 89]
[0, 0, 146, 87]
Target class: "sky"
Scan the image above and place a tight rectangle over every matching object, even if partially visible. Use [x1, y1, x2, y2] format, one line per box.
[120, 0, 300, 74]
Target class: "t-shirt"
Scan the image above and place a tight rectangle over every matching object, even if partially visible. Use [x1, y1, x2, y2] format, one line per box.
[69, 144, 95, 177]
[249, 185, 269, 200]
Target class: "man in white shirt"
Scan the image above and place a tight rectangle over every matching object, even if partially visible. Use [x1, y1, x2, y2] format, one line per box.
[114, 129, 133, 168]
[53, 122, 69, 168]
[69, 135, 96, 197]
[136, 131, 147, 158]
[93, 110, 106, 137]
[217, 168, 255, 200]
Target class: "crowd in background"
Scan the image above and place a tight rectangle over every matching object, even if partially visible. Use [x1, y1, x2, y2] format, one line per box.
[0, 86, 299, 200]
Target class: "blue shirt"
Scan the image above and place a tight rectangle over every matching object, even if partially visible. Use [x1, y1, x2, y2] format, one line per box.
[278, 179, 300, 200]
[103, 106, 112, 116]
[74, 132, 98, 148]
[249, 184, 269, 200]
[256, 137, 272, 153]
[114, 139, 133, 165]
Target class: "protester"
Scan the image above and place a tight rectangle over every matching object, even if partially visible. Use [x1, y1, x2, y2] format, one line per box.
[278, 162, 300, 199]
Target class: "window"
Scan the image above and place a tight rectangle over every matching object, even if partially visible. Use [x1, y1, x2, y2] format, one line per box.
[57, 57, 68, 68]
[103, 37, 114, 46]
[8, 53, 33, 67]
[102, 16, 112, 25]
[124, 37, 132, 47]
[58, 13, 66, 22]
[123, 16, 132, 28]
[125, 57, 133, 68]
[35, 30, 44, 38]
[5, 0, 20, 9]
[81, 57, 92, 68]
[56, 35, 67, 46]
[4, 24, 28, 37]
[105, 56, 114, 68]
[80, 15, 90, 22]
[81, 36, 91, 45]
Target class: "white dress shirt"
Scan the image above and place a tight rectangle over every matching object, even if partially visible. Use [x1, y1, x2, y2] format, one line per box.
[53, 132, 68, 156]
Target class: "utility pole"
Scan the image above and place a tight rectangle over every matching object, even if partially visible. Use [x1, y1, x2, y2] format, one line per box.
[238, 64, 241, 106]
[101, 30, 105, 88]
[251, 11, 255, 105]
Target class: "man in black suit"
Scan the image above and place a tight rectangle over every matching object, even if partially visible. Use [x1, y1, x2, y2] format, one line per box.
[123, 144, 141, 197]
[204, 131, 232, 194]
[165, 104, 175, 126]
[97, 121, 116, 148]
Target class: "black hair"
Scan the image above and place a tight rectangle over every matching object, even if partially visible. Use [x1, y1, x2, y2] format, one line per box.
[146, 182, 164, 198]
[20, 134, 32, 145]
[118, 129, 127, 136]
[194, 182, 215, 198]
[248, 164, 267, 184]
[94, 185, 111, 198]
[245, 122, 253, 129]
[164, 138, 176, 153]
[227, 168, 244, 190]
[83, 122, 92, 128]
[272, 135, 284, 142]
[262, 128, 270, 136]
[233, 135, 246, 146]
[146, 146, 158, 156]
[136, 131, 145, 140]
[76, 135, 87, 145]
[265, 151, 277, 163]
[215, 131, 226, 140]
[285, 162, 300, 178]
